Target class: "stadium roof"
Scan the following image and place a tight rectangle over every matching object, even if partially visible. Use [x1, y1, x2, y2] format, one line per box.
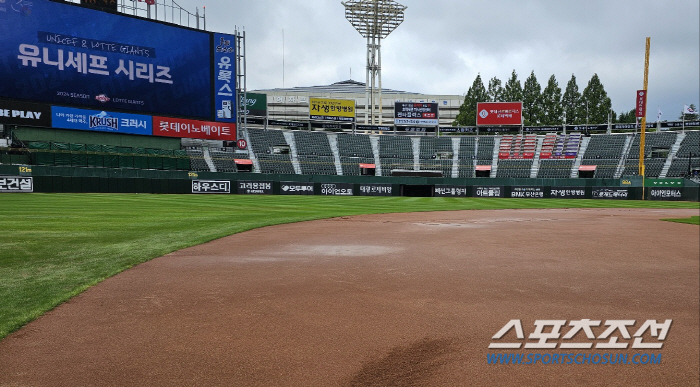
[251, 79, 417, 95]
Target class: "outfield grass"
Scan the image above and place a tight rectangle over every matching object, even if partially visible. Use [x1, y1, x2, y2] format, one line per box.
[662, 216, 700, 225]
[1, 193, 698, 340]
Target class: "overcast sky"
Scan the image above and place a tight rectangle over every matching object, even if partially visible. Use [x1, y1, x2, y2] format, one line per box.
[183, 0, 698, 120]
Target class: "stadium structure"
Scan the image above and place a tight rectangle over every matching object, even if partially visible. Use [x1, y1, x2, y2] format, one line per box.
[250, 80, 462, 129]
[0, 0, 698, 201]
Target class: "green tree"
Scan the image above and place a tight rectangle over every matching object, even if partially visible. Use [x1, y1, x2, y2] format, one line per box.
[487, 76, 503, 102]
[562, 74, 582, 124]
[501, 70, 523, 103]
[581, 73, 612, 125]
[617, 109, 636, 123]
[454, 74, 489, 126]
[541, 74, 563, 126]
[679, 104, 699, 121]
[522, 71, 543, 125]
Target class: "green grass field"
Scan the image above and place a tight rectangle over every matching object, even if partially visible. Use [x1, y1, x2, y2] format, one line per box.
[662, 215, 700, 225]
[1, 193, 698, 340]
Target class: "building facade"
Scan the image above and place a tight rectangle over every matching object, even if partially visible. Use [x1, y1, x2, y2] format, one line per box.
[250, 80, 463, 130]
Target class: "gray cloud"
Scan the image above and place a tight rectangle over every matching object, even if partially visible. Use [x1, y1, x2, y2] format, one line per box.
[190, 0, 698, 118]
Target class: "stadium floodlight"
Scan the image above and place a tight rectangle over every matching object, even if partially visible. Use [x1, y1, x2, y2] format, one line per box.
[342, 0, 406, 125]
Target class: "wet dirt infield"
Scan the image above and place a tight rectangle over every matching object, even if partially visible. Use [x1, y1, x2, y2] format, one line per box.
[1, 208, 698, 386]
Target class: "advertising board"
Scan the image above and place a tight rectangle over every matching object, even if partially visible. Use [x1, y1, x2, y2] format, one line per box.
[237, 181, 273, 195]
[550, 187, 586, 199]
[0, 0, 212, 119]
[153, 116, 236, 141]
[0, 99, 52, 127]
[280, 182, 314, 195]
[473, 186, 504, 198]
[636, 90, 647, 118]
[359, 184, 392, 196]
[213, 33, 236, 123]
[309, 98, 356, 122]
[240, 93, 267, 117]
[52, 106, 152, 135]
[510, 186, 545, 198]
[476, 102, 522, 126]
[192, 180, 231, 194]
[0, 176, 33, 193]
[434, 185, 467, 197]
[394, 103, 438, 125]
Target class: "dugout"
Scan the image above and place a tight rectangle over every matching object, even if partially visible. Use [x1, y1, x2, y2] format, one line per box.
[578, 165, 596, 178]
[360, 163, 376, 176]
[475, 165, 491, 177]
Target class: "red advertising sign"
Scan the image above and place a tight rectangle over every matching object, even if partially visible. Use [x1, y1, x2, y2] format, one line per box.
[635, 90, 647, 118]
[153, 116, 236, 141]
[476, 102, 522, 126]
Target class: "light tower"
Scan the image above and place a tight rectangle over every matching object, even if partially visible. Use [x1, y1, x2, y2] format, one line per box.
[342, 0, 406, 125]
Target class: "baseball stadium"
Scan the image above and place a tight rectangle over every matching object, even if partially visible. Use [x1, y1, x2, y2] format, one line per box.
[1, 0, 698, 386]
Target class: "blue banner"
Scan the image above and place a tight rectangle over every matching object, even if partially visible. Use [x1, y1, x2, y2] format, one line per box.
[0, 0, 211, 119]
[213, 33, 237, 123]
[51, 106, 152, 135]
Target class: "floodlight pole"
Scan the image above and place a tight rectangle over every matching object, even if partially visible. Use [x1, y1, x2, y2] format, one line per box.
[343, 0, 406, 126]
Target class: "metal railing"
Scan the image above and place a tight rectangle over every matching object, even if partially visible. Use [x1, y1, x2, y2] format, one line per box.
[64, 0, 206, 30]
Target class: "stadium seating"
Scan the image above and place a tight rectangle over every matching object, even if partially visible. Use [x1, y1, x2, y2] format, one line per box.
[537, 159, 575, 178]
[209, 149, 238, 173]
[292, 131, 337, 175]
[496, 159, 534, 178]
[26, 141, 189, 170]
[336, 133, 375, 175]
[498, 134, 537, 159]
[667, 131, 700, 177]
[247, 128, 295, 174]
[476, 136, 495, 164]
[418, 137, 453, 174]
[582, 134, 628, 160]
[378, 136, 413, 174]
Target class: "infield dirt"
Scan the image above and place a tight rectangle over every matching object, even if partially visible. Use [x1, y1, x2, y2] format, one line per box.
[0, 208, 698, 386]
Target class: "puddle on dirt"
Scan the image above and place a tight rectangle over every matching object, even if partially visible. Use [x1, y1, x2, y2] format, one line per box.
[275, 244, 402, 257]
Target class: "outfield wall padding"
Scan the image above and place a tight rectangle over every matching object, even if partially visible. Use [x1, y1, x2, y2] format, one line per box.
[1, 164, 697, 201]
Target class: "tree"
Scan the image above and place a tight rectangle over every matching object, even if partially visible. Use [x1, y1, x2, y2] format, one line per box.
[501, 70, 523, 103]
[617, 109, 636, 123]
[614, 109, 636, 124]
[454, 74, 489, 126]
[580, 73, 612, 125]
[487, 76, 503, 102]
[562, 74, 582, 124]
[679, 104, 700, 121]
[541, 74, 563, 125]
[522, 71, 543, 125]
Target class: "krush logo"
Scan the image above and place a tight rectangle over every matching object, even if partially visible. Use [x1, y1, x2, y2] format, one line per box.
[489, 319, 672, 349]
[89, 111, 119, 131]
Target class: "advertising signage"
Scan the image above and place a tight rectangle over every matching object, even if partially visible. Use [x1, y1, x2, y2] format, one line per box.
[153, 116, 236, 141]
[51, 106, 152, 135]
[394, 102, 438, 125]
[0, 99, 52, 127]
[476, 102, 522, 126]
[240, 93, 268, 117]
[213, 33, 236, 124]
[0, 0, 212, 119]
[309, 98, 356, 122]
[636, 90, 647, 118]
